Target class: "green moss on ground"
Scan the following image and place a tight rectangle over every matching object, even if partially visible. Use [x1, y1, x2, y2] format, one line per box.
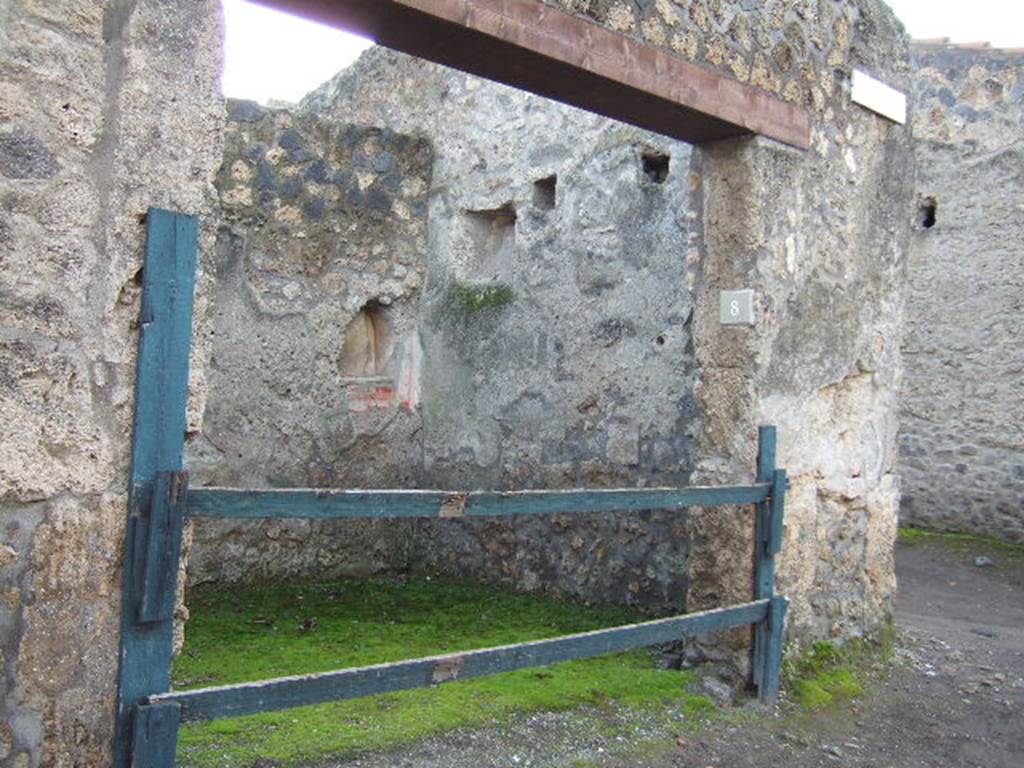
[789, 666, 863, 708]
[898, 527, 1024, 559]
[174, 577, 710, 767]
[783, 635, 893, 710]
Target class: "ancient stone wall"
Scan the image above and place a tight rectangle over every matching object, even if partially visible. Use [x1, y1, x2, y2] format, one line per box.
[381, 3, 907, 644]
[540, 0, 878, 114]
[186, 100, 434, 585]
[315, 52, 702, 613]
[538, 0, 915, 644]
[196, 51, 700, 610]
[900, 43, 1024, 542]
[0, 1, 915, 762]
[0, 2, 224, 765]
[200, 0, 915, 643]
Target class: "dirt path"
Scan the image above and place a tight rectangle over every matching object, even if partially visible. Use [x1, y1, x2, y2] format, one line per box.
[327, 538, 1024, 768]
[651, 539, 1024, 768]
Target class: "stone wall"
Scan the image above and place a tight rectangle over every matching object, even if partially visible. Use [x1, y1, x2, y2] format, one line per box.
[0, 2, 224, 765]
[540, 0, 880, 114]
[199, 0, 915, 643]
[186, 100, 434, 585]
[0, 0, 916, 762]
[900, 43, 1024, 542]
[312, 0, 915, 644]
[576, 0, 915, 643]
[196, 50, 700, 610]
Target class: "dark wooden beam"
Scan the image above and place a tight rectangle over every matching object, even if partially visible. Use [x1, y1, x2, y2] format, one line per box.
[253, 0, 811, 149]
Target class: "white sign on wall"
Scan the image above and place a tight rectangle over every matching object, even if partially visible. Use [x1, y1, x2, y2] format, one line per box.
[851, 69, 907, 125]
[720, 289, 755, 327]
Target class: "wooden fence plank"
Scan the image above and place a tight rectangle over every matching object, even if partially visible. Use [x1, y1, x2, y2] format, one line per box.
[131, 702, 181, 768]
[758, 597, 789, 702]
[114, 209, 199, 768]
[153, 600, 769, 722]
[138, 472, 188, 624]
[756, 469, 788, 701]
[185, 484, 770, 520]
[753, 426, 777, 687]
[768, 469, 787, 557]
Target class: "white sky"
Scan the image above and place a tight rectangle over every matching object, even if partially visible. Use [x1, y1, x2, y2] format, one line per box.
[886, 0, 1024, 47]
[221, 0, 371, 104]
[221, 0, 1024, 104]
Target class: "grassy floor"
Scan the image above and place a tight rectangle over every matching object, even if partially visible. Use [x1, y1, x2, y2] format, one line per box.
[898, 527, 1024, 560]
[782, 623, 894, 710]
[174, 577, 711, 767]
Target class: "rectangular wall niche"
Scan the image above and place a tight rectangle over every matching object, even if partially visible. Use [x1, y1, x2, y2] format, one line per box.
[465, 204, 516, 282]
[340, 300, 392, 379]
[533, 175, 557, 211]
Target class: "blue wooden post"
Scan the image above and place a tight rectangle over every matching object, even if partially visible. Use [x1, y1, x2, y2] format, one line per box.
[113, 209, 199, 767]
[759, 596, 789, 701]
[753, 426, 787, 701]
[752, 426, 775, 686]
[138, 471, 188, 624]
[131, 702, 182, 768]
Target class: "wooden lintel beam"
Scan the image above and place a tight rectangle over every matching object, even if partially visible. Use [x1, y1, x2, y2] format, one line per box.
[253, 0, 811, 148]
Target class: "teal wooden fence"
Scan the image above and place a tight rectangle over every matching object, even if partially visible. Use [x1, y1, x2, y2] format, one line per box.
[114, 209, 788, 768]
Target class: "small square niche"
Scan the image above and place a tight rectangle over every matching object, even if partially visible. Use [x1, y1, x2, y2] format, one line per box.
[532, 175, 557, 211]
[465, 204, 517, 282]
[642, 152, 670, 184]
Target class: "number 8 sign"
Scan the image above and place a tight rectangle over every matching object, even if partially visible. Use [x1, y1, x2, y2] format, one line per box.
[719, 289, 755, 326]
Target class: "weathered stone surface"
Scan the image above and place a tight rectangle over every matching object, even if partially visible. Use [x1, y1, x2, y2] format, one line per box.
[900, 44, 1024, 543]
[0, 129, 58, 179]
[187, 101, 432, 585]
[539, 0, 904, 110]
[200, 0, 914, 640]
[0, 1, 224, 764]
[0, 0, 918, 762]
[340, 56, 700, 611]
[533, 0, 915, 645]
[196, 50, 699, 610]
[693, 105, 911, 649]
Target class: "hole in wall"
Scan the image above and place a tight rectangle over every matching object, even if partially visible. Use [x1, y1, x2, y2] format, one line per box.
[340, 300, 392, 378]
[642, 152, 670, 184]
[532, 175, 557, 211]
[465, 203, 517, 281]
[118, 268, 145, 311]
[920, 197, 937, 229]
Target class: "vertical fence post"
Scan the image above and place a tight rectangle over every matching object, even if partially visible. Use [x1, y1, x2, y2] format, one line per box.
[132, 702, 182, 768]
[114, 209, 199, 767]
[760, 595, 789, 701]
[752, 426, 775, 687]
[753, 426, 787, 701]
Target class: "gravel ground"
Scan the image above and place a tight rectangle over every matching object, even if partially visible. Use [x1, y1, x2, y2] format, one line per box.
[319, 538, 1024, 768]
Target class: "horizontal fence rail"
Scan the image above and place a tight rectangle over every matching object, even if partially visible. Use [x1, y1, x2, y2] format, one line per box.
[151, 599, 772, 722]
[185, 484, 772, 520]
